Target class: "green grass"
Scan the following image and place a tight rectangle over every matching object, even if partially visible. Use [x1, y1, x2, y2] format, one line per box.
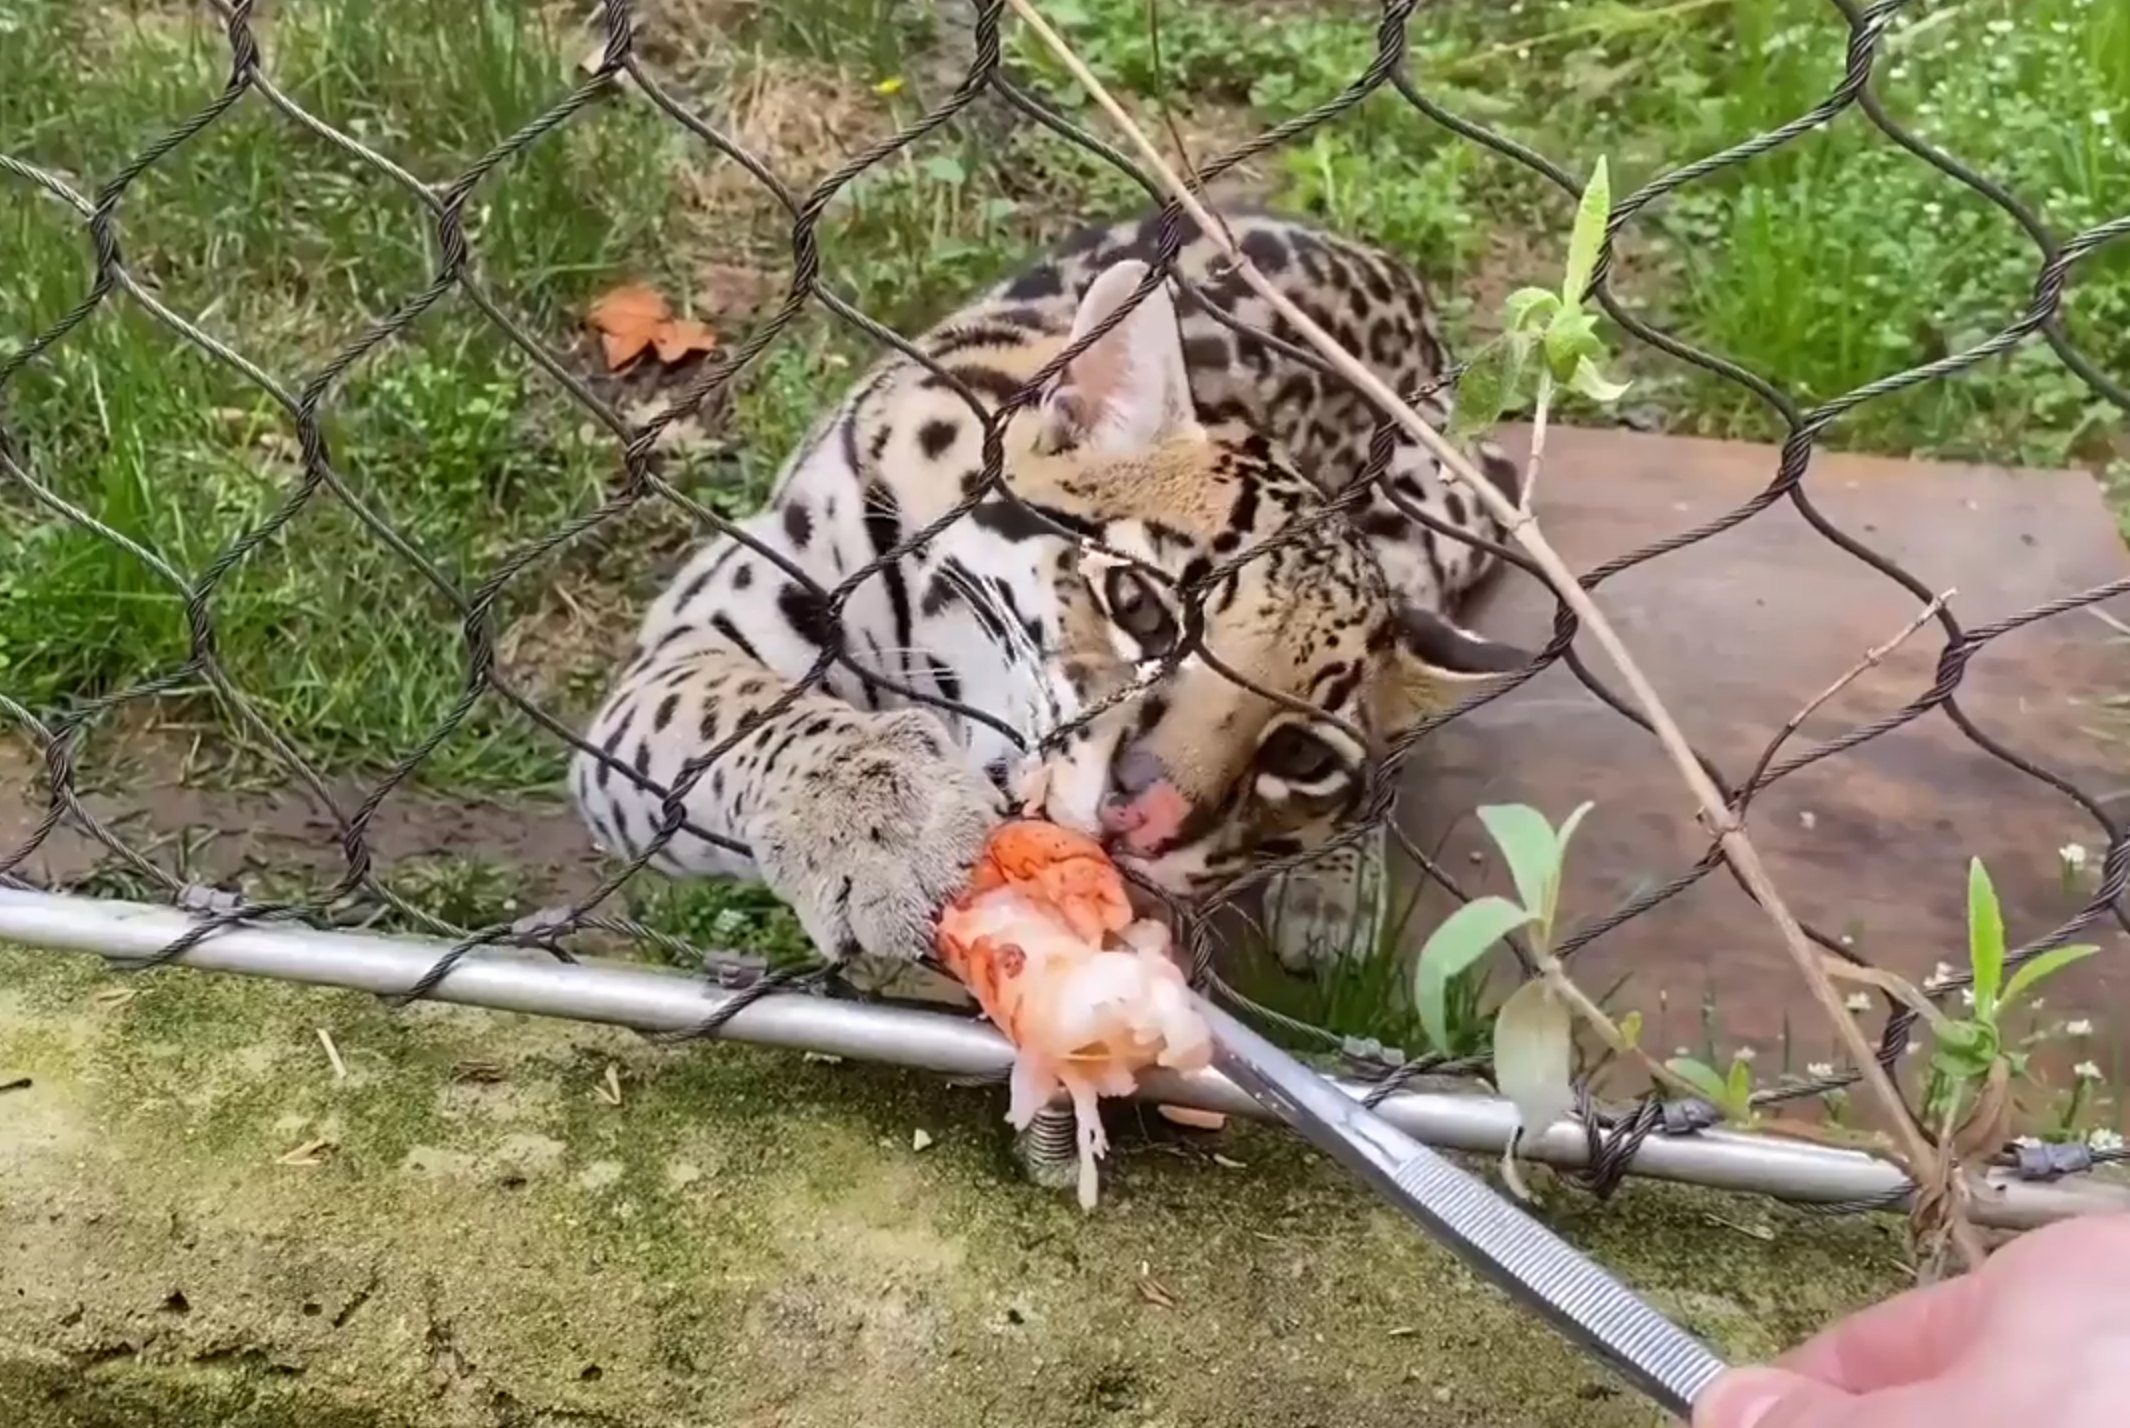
[1, 0, 687, 791]
[5, 0, 2126, 989]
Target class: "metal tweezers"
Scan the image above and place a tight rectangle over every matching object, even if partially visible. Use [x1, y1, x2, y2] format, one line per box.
[1199, 995, 1729, 1420]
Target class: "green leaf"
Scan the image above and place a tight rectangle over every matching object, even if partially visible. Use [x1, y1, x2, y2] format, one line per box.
[1967, 857, 2005, 1022]
[1541, 307, 1602, 379]
[1664, 1056, 1730, 1106]
[920, 153, 967, 186]
[1560, 155, 1612, 306]
[1503, 286, 1560, 333]
[1618, 1009, 1642, 1050]
[1415, 895, 1536, 1051]
[1929, 1018, 1998, 1083]
[1567, 354, 1631, 404]
[1492, 978, 1576, 1201]
[2000, 943, 2102, 1016]
[1476, 804, 1560, 924]
[1547, 801, 1596, 928]
[1725, 1057, 1754, 1119]
[1447, 336, 1526, 443]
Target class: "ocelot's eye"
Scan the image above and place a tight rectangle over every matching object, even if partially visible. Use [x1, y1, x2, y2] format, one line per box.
[1103, 567, 1177, 655]
[1257, 725, 1343, 785]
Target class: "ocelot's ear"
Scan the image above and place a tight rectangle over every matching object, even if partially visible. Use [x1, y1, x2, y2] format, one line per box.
[1379, 601, 1533, 724]
[1039, 259, 1198, 456]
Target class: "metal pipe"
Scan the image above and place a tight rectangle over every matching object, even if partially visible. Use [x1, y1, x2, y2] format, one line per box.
[3, 888, 2122, 1229]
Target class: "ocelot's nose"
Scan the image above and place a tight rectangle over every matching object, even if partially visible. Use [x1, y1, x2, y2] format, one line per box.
[1098, 742, 1188, 855]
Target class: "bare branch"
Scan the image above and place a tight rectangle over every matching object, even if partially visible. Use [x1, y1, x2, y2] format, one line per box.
[1784, 589, 1955, 740]
[1005, 0, 1984, 1268]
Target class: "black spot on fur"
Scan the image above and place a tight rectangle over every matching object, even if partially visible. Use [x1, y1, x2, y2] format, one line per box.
[782, 501, 813, 550]
[861, 481, 915, 653]
[776, 583, 837, 649]
[651, 692, 680, 733]
[1145, 518, 1193, 551]
[1316, 660, 1363, 713]
[1230, 475, 1261, 534]
[1004, 264, 1065, 300]
[971, 495, 1093, 543]
[672, 564, 717, 611]
[1444, 491, 1468, 526]
[1359, 509, 1411, 542]
[920, 568, 963, 619]
[732, 563, 754, 591]
[1183, 334, 1229, 370]
[994, 304, 1053, 329]
[917, 418, 959, 461]
[594, 721, 626, 790]
[1479, 450, 1521, 506]
[919, 365, 1024, 404]
[711, 614, 762, 665]
[1241, 226, 1290, 274]
[928, 656, 962, 703]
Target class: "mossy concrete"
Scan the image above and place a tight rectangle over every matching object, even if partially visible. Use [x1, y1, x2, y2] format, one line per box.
[0, 946, 1911, 1427]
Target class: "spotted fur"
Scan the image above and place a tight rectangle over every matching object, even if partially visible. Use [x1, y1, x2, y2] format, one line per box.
[571, 207, 1531, 976]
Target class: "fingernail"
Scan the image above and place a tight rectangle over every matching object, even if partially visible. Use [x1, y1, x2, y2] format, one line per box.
[1728, 1390, 1783, 1428]
[1696, 1369, 1790, 1428]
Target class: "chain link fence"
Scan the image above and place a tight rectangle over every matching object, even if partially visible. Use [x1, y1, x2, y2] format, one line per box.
[4, 0, 2129, 1210]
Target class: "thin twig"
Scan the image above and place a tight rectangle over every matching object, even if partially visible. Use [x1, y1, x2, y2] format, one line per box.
[316, 1027, 348, 1082]
[1784, 589, 1955, 740]
[1143, 0, 1205, 203]
[1521, 369, 1552, 517]
[1007, 0, 1984, 1270]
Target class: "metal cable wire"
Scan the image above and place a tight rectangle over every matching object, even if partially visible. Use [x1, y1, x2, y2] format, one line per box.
[4, 0, 2127, 1203]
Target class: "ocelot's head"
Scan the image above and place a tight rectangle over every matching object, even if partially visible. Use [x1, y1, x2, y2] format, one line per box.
[991, 259, 1533, 903]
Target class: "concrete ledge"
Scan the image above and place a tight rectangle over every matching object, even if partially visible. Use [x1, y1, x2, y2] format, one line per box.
[2, 947, 1908, 1426]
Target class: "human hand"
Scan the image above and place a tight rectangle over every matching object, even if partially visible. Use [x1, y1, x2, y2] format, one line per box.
[1692, 1212, 2130, 1427]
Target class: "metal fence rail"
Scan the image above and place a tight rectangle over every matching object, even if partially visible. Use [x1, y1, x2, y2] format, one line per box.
[4, 0, 2129, 1217]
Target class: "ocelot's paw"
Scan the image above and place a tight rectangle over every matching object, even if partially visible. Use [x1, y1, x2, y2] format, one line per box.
[1262, 834, 1388, 976]
[743, 709, 1006, 966]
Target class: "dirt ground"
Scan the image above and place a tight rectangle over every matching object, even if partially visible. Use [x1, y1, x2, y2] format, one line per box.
[0, 943, 1911, 1428]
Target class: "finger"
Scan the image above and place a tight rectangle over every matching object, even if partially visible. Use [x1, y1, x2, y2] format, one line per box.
[1773, 1270, 1992, 1393]
[1694, 1368, 1853, 1428]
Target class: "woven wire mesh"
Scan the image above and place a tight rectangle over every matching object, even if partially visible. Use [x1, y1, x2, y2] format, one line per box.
[3, 0, 2128, 1205]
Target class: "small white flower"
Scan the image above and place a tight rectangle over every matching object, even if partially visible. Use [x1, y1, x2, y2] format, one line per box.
[2061, 842, 2089, 870]
[1733, 1046, 1757, 1064]
[2069, 1019, 2095, 1038]
[1845, 993, 1872, 1013]
[1905, 1041, 1923, 1058]
[1799, 810, 1817, 830]
[2012, 1134, 2042, 1149]
[1807, 1062, 1835, 1079]
[1925, 960, 1959, 990]
[2092, 111, 2113, 129]
[2075, 1061, 2103, 1081]
[1959, 988, 1976, 1008]
[2089, 1128, 2125, 1154]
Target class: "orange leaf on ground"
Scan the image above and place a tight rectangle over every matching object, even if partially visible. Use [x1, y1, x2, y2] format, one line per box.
[599, 329, 652, 370]
[650, 316, 718, 364]
[587, 283, 670, 372]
